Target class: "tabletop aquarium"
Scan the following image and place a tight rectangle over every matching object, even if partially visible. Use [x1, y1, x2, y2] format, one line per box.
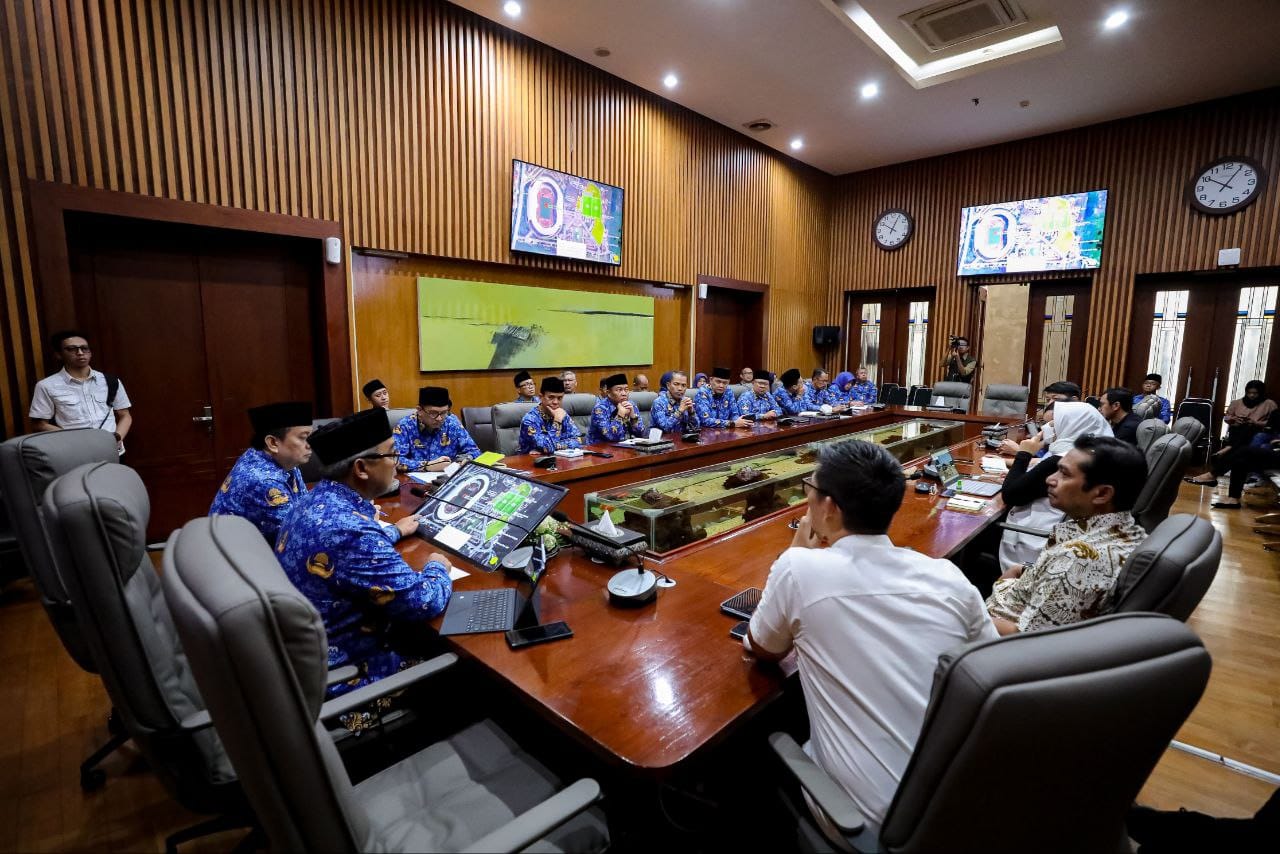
[584, 417, 965, 555]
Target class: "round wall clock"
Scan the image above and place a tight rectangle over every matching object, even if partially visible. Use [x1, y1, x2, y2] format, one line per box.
[873, 208, 914, 250]
[1187, 156, 1266, 215]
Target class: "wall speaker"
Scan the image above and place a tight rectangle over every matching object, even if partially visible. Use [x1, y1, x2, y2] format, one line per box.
[813, 325, 840, 348]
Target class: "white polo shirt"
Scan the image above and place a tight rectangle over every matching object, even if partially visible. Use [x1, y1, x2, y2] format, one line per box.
[29, 368, 132, 433]
[749, 534, 997, 832]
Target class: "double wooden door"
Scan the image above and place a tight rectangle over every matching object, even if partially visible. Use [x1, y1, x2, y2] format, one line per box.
[843, 288, 934, 387]
[67, 214, 323, 538]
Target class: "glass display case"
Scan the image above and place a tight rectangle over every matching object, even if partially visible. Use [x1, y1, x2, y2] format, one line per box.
[584, 418, 966, 555]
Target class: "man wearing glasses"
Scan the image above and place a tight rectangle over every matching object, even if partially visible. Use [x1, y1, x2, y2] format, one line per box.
[392, 386, 479, 472]
[29, 330, 133, 454]
[744, 440, 995, 837]
[277, 408, 454, 697]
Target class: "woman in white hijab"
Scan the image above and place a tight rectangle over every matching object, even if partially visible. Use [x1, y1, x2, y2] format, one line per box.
[997, 400, 1114, 568]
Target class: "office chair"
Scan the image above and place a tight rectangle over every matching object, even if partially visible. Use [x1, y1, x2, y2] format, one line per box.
[562, 393, 599, 434]
[162, 514, 609, 853]
[490, 403, 536, 456]
[43, 461, 250, 851]
[298, 417, 340, 483]
[879, 382, 900, 403]
[1105, 514, 1221, 621]
[769, 613, 1211, 853]
[980, 384, 1030, 417]
[929, 381, 972, 412]
[1174, 400, 1214, 462]
[906, 386, 931, 407]
[884, 387, 908, 406]
[628, 391, 658, 419]
[461, 406, 498, 453]
[1170, 415, 1206, 447]
[0, 430, 125, 788]
[1136, 418, 1168, 453]
[1131, 434, 1192, 532]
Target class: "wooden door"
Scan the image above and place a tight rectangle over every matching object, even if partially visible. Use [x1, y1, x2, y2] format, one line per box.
[67, 215, 321, 539]
[695, 284, 763, 375]
[843, 289, 934, 386]
[1023, 280, 1092, 402]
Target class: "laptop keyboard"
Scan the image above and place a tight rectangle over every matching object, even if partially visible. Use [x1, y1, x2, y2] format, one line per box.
[464, 589, 516, 633]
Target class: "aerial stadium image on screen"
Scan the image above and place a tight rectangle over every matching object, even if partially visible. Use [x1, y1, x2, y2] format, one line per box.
[956, 189, 1108, 275]
[510, 159, 624, 265]
[417, 464, 565, 569]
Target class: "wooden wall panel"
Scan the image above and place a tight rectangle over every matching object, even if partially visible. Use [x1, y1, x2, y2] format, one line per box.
[829, 90, 1280, 393]
[0, 0, 831, 437]
[351, 253, 689, 411]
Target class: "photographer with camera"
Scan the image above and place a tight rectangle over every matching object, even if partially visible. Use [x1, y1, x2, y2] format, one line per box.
[941, 335, 977, 384]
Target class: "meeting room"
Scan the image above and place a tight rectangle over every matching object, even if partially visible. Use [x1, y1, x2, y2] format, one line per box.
[1, 0, 1279, 851]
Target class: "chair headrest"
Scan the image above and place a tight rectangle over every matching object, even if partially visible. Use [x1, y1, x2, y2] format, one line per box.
[984, 384, 1029, 401]
[0, 429, 120, 508]
[561, 393, 599, 416]
[164, 516, 330, 721]
[1136, 418, 1168, 452]
[628, 391, 658, 409]
[45, 462, 150, 588]
[491, 402, 535, 428]
[932, 381, 973, 398]
[1107, 513, 1217, 617]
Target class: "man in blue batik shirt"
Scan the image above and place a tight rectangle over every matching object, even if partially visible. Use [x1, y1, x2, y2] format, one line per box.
[588, 373, 647, 443]
[848, 367, 878, 405]
[695, 366, 752, 428]
[518, 376, 584, 453]
[512, 370, 540, 404]
[650, 370, 700, 433]
[1132, 373, 1172, 424]
[392, 385, 480, 472]
[738, 371, 781, 420]
[277, 408, 453, 696]
[210, 400, 314, 545]
[807, 369, 848, 413]
[774, 369, 813, 415]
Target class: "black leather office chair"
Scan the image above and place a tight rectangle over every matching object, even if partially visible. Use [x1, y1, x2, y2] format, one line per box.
[884, 387, 908, 406]
[905, 386, 931, 406]
[769, 613, 1211, 853]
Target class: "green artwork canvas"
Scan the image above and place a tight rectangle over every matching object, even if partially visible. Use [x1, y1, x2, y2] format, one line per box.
[417, 276, 654, 371]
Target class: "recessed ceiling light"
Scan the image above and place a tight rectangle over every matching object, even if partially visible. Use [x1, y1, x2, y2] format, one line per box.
[789, 138, 804, 151]
[1103, 9, 1129, 29]
[663, 73, 679, 89]
[860, 82, 879, 99]
[503, 1, 521, 18]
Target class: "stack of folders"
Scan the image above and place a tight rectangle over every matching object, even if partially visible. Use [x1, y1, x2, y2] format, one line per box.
[945, 495, 988, 513]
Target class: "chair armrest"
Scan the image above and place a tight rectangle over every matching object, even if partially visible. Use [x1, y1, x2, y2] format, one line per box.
[998, 522, 1052, 538]
[179, 709, 213, 732]
[460, 778, 601, 854]
[326, 665, 360, 687]
[768, 732, 866, 835]
[319, 653, 457, 720]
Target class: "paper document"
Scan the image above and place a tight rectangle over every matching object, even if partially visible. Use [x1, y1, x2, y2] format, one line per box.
[554, 448, 584, 458]
[945, 495, 987, 513]
[434, 525, 471, 550]
[448, 566, 470, 581]
[980, 456, 1009, 474]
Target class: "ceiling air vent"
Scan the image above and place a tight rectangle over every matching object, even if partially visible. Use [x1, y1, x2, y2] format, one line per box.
[743, 118, 774, 132]
[900, 0, 1028, 52]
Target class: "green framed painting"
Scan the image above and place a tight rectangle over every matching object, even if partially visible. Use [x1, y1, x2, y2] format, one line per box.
[417, 276, 654, 371]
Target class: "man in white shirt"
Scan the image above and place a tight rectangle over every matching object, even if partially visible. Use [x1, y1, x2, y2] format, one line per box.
[747, 439, 996, 835]
[29, 330, 132, 453]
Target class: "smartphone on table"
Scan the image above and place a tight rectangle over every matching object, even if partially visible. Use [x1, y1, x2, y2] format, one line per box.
[506, 621, 573, 649]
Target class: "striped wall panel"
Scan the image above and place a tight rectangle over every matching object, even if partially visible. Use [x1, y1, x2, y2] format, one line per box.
[0, 0, 833, 436]
[830, 90, 1280, 393]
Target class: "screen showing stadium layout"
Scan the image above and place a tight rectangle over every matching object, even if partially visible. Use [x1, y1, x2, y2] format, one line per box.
[956, 189, 1108, 276]
[510, 159, 624, 265]
[415, 463, 567, 570]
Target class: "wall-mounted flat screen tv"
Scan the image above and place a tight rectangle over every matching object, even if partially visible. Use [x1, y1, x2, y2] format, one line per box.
[956, 189, 1108, 276]
[510, 160, 623, 266]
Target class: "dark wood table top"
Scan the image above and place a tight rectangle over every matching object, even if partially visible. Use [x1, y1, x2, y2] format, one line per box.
[384, 410, 1018, 773]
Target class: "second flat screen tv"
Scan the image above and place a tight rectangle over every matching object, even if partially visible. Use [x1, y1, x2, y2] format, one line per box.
[956, 189, 1108, 276]
[510, 160, 623, 266]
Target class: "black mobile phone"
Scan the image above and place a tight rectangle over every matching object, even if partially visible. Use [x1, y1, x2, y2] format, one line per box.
[730, 620, 749, 641]
[533, 456, 558, 469]
[506, 621, 573, 649]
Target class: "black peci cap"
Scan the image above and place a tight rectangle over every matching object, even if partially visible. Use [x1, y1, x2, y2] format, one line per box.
[418, 386, 451, 407]
[780, 368, 801, 387]
[541, 376, 565, 394]
[514, 370, 532, 386]
[248, 401, 314, 436]
[602, 373, 628, 389]
[361, 378, 386, 399]
[307, 408, 392, 464]
[712, 367, 732, 380]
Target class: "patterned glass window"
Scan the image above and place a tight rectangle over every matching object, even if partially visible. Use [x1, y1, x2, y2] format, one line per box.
[1038, 295, 1075, 405]
[1226, 286, 1277, 405]
[859, 303, 882, 385]
[1146, 290, 1189, 409]
[904, 301, 929, 388]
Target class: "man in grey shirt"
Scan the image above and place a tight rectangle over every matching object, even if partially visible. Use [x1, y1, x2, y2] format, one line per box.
[29, 330, 133, 454]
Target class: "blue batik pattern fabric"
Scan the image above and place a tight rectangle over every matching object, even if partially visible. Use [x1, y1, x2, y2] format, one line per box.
[511, 395, 541, 404]
[849, 380, 878, 404]
[588, 398, 647, 443]
[518, 407, 583, 454]
[276, 479, 451, 696]
[392, 413, 480, 471]
[694, 388, 739, 427]
[649, 390, 701, 432]
[737, 390, 781, 417]
[209, 448, 304, 545]
[773, 386, 813, 415]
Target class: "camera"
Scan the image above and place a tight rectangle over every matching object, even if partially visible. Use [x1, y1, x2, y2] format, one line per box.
[948, 335, 965, 350]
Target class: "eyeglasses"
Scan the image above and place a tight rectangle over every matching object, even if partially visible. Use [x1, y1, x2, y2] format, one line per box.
[62, 345, 91, 353]
[361, 452, 400, 463]
[420, 408, 450, 419]
[800, 474, 827, 496]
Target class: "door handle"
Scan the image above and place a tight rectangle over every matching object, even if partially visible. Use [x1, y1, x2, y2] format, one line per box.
[192, 405, 213, 430]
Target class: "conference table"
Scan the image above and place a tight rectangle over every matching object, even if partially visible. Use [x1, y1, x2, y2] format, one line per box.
[387, 406, 1018, 778]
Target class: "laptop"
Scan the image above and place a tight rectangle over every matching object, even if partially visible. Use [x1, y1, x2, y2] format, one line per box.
[439, 542, 547, 635]
[930, 449, 1001, 497]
